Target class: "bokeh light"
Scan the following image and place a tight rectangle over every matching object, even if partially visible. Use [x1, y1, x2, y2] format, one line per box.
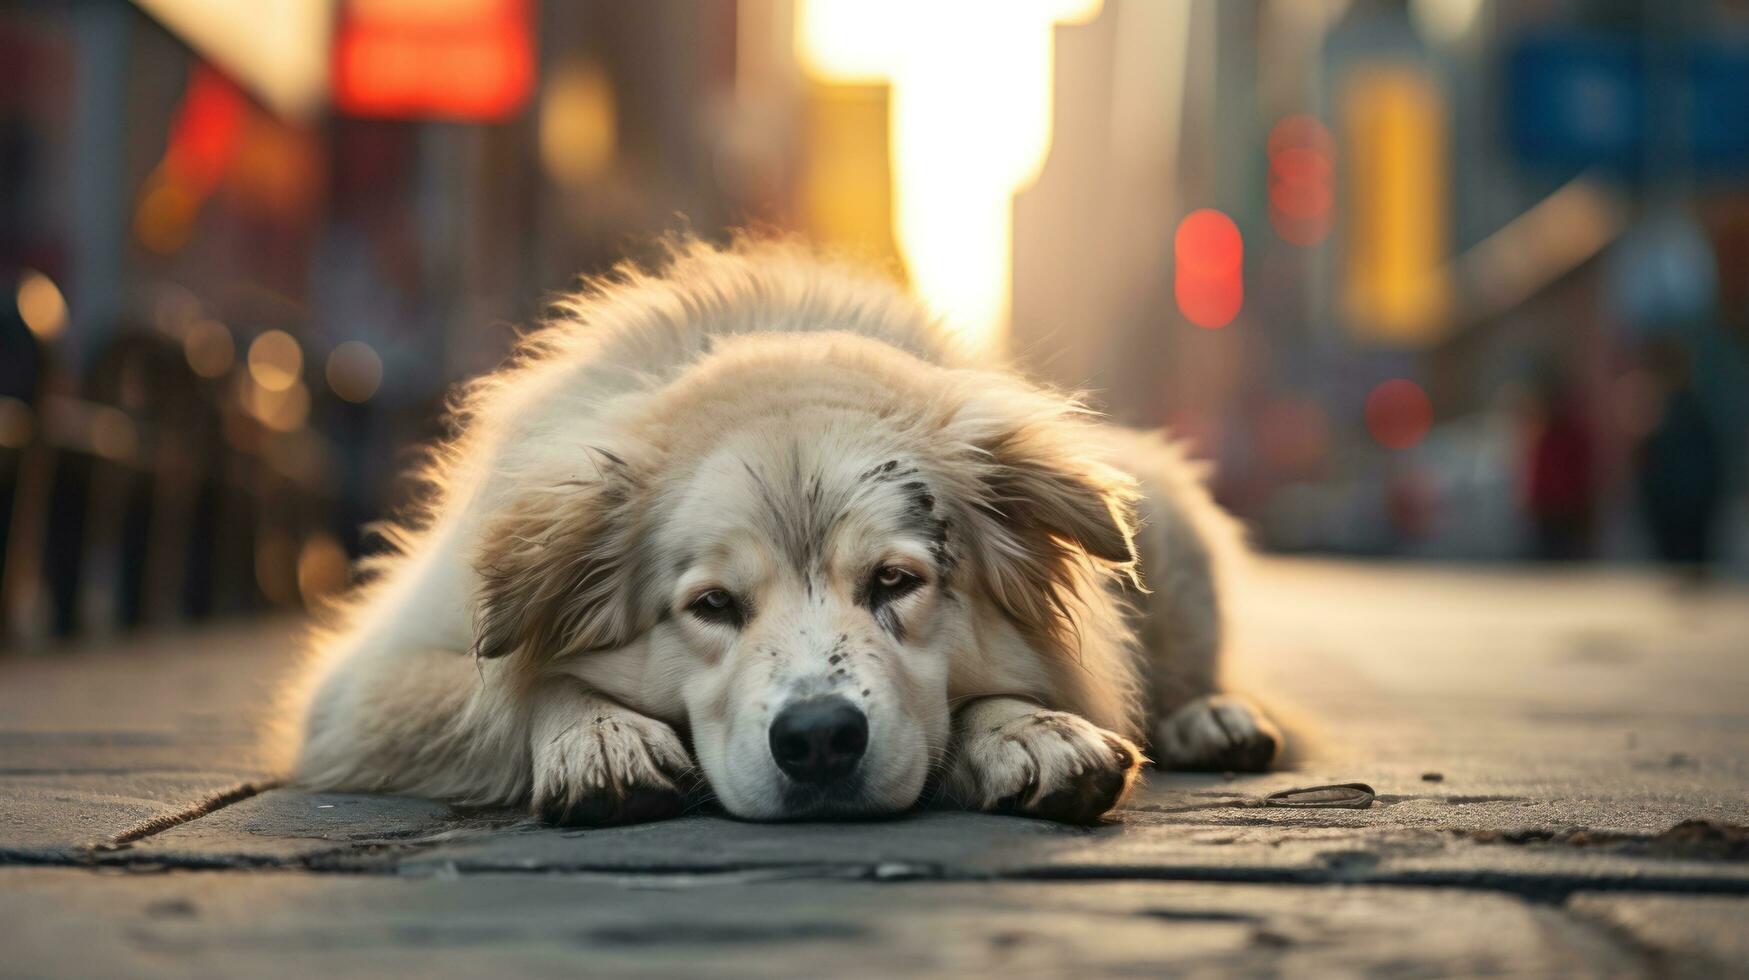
[247, 330, 304, 392]
[540, 59, 616, 188]
[1409, 0, 1487, 45]
[325, 340, 384, 403]
[242, 379, 312, 433]
[1365, 379, 1434, 451]
[296, 532, 351, 604]
[183, 319, 237, 379]
[1175, 208, 1243, 277]
[1174, 208, 1243, 329]
[134, 66, 246, 255]
[1267, 114, 1334, 247]
[15, 270, 68, 341]
[1340, 67, 1450, 343]
[255, 531, 299, 607]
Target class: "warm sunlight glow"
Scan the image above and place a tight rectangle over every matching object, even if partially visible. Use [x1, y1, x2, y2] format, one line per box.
[132, 0, 331, 117]
[797, 0, 1101, 353]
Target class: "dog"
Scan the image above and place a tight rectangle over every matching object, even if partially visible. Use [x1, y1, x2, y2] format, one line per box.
[287, 238, 1281, 825]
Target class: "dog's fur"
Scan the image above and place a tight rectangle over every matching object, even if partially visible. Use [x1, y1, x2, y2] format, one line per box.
[287, 238, 1280, 825]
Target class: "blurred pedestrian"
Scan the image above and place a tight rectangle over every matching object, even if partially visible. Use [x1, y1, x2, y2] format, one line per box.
[1522, 369, 1596, 562]
[1635, 339, 1722, 579]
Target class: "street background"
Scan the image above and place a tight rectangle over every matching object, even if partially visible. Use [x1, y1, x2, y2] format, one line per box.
[3, 0, 1748, 646]
[3, 3, 1749, 976]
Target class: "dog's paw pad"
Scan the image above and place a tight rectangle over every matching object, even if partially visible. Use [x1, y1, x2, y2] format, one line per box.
[1152, 694, 1281, 773]
[959, 711, 1142, 825]
[531, 711, 695, 827]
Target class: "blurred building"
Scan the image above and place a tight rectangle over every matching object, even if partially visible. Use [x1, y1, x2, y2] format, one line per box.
[2, 0, 1746, 646]
[1013, 0, 1749, 567]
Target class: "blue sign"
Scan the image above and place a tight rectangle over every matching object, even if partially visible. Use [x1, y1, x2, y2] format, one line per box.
[1509, 33, 1749, 178]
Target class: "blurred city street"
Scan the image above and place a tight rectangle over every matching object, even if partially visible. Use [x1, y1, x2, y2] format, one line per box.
[3, 558, 1746, 977]
[3, 1, 1748, 975]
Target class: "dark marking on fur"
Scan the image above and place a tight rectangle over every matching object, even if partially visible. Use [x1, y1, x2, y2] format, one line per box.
[891, 478, 955, 586]
[860, 459, 900, 481]
[588, 446, 628, 469]
[901, 480, 936, 513]
[873, 605, 906, 643]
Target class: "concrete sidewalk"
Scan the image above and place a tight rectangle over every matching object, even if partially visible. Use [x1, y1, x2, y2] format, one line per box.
[3, 560, 1746, 977]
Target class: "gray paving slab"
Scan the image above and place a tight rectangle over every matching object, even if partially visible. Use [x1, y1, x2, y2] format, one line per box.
[0, 868, 1650, 979]
[0, 773, 260, 857]
[3, 560, 1747, 977]
[1566, 893, 1749, 978]
[101, 780, 1746, 899]
[0, 619, 297, 857]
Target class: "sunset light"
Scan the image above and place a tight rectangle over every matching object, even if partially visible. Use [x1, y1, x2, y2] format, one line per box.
[797, 0, 1102, 353]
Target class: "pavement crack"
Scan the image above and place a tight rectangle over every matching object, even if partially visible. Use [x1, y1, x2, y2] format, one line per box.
[95, 779, 283, 850]
[1449, 819, 1749, 862]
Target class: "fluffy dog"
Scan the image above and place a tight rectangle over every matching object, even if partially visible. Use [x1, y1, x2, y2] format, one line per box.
[288, 238, 1280, 825]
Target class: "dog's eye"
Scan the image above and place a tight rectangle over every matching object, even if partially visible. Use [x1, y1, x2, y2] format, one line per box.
[686, 589, 744, 627]
[867, 565, 922, 605]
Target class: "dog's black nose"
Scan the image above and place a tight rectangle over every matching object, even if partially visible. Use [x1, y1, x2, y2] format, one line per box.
[769, 696, 868, 784]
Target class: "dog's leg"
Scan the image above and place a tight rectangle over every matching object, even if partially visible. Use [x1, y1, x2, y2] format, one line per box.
[528, 680, 694, 826]
[292, 533, 544, 806]
[1152, 693, 1282, 773]
[943, 696, 1142, 824]
[294, 638, 535, 806]
[1113, 430, 1282, 772]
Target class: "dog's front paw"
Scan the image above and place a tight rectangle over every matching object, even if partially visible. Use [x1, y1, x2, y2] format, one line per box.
[951, 708, 1142, 825]
[531, 703, 695, 826]
[1153, 694, 1281, 772]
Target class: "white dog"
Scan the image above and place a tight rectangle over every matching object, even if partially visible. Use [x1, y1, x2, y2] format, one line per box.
[288, 238, 1279, 825]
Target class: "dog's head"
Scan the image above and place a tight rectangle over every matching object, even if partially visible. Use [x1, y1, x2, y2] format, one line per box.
[473, 334, 1139, 819]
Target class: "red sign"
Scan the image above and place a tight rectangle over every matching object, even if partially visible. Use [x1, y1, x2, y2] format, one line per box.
[332, 0, 535, 121]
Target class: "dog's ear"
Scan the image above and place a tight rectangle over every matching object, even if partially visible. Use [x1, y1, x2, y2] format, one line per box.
[939, 377, 1141, 649]
[471, 449, 653, 661]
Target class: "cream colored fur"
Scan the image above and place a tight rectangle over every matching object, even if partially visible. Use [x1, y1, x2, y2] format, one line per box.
[286, 238, 1279, 824]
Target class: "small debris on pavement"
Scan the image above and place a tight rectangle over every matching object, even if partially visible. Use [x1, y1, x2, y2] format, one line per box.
[1421, 772, 1444, 782]
[1262, 783, 1376, 809]
[1135, 782, 1380, 813]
